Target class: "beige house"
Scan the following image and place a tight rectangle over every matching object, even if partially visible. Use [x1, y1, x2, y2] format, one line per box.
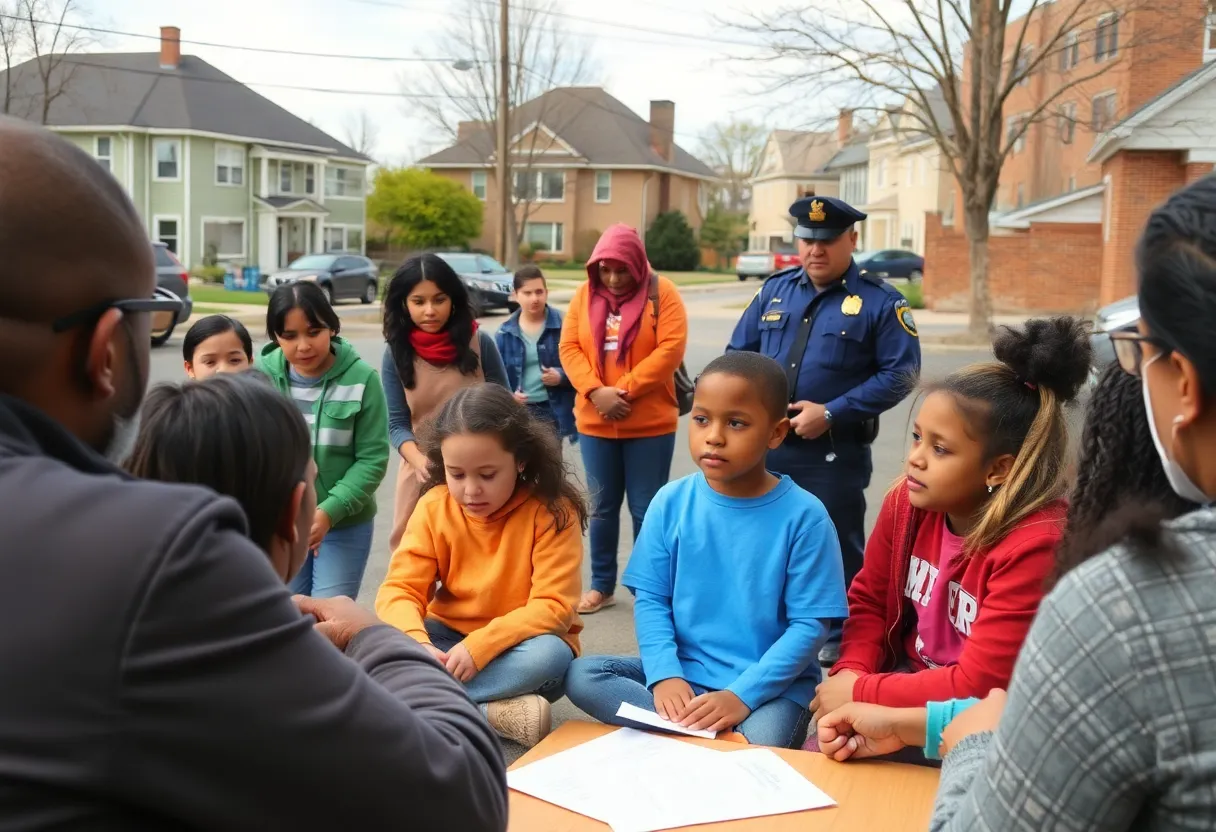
[419, 88, 717, 260]
[747, 128, 843, 252]
[864, 90, 955, 255]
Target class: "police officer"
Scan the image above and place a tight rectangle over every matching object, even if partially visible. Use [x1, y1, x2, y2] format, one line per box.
[727, 195, 922, 665]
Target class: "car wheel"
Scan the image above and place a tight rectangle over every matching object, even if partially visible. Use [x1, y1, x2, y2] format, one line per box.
[151, 322, 176, 348]
[737, 273, 748, 281]
[319, 283, 334, 304]
[362, 281, 377, 304]
[910, 269, 923, 282]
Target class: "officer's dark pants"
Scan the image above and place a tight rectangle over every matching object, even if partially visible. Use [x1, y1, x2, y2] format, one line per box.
[767, 437, 871, 646]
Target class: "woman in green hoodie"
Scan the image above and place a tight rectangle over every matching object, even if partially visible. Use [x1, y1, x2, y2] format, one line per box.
[259, 282, 390, 599]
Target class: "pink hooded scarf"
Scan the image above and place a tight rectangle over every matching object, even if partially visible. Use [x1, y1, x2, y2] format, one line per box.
[585, 223, 653, 369]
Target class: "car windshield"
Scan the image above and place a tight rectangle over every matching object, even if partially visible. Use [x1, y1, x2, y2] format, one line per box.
[437, 253, 482, 273]
[288, 254, 338, 270]
[480, 257, 509, 274]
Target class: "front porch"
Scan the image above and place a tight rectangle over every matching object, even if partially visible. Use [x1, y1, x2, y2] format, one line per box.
[255, 196, 330, 271]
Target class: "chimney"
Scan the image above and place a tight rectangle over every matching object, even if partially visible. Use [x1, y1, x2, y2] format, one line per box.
[649, 100, 675, 163]
[836, 109, 854, 148]
[159, 26, 181, 70]
[457, 121, 480, 143]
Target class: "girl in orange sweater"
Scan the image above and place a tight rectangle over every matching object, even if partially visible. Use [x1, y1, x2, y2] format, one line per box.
[376, 383, 587, 748]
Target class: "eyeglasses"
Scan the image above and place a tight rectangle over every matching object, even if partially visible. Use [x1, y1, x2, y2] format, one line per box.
[51, 296, 183, 333]
[1108, 330, 1172, 377]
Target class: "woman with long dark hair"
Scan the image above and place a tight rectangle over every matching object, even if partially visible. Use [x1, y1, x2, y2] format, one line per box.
[382, 253, 509, 550]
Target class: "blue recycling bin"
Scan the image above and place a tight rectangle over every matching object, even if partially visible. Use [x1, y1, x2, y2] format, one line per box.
[243, 266, 261, 292]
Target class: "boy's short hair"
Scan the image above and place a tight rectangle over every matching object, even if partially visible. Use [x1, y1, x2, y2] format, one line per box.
[513, 264, 546, 292]
[697, 352, 789, 420]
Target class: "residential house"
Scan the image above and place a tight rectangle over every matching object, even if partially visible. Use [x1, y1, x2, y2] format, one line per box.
[863, 90, 954, 256]
[747, 125, 845, 252]
[925, 0, 1215, 312]
[0, 27, 371, 272]
[419, 88, 717, 261]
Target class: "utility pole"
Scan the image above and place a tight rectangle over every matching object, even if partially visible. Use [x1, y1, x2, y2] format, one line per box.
[496, 0, 510, 265]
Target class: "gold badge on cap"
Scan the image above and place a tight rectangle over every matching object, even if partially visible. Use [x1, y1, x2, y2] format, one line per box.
[808, 200, 826, 222]
[841, 295, 863, 316]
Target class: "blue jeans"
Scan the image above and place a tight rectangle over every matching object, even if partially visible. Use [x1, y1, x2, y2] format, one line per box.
[288, 519, 375, 600]
[425, 619, 574, 704]
[579, 433, 676, 596]
[565, 655, 810, 749]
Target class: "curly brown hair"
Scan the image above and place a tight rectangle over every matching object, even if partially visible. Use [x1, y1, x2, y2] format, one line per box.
[418, 384, 588, 533]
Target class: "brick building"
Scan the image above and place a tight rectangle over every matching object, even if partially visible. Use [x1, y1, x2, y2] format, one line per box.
[924, 0, 1216, 312]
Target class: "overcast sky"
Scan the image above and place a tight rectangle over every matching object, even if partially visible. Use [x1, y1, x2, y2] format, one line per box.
[95, 0, 813, 165]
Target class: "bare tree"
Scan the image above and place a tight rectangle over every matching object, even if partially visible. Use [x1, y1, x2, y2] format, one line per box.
[697, 119, 768, 213]
[17, 0, 90, 124]
[343, 109, 380, 161]
[402, 0, 596, 265]
[733, 0, 1185, 338]
[0, 0, 22, 114]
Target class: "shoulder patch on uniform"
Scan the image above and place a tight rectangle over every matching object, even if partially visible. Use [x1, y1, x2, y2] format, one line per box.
[896, 302, 918, 337]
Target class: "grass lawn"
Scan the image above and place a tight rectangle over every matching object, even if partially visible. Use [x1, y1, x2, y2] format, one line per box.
[190, 285, 269, 306]
[541, 268, 736, 286]
[190, 305, 242, 317]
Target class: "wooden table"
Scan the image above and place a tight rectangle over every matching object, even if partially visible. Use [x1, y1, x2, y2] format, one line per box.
[508, 721, 941, 831]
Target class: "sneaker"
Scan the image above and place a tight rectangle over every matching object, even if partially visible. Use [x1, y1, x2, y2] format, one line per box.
[486, 694, 552, 748]
[818, 641, 841, 667]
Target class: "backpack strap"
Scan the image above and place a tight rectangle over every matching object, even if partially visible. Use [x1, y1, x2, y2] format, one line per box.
[648, 274, 660, 326]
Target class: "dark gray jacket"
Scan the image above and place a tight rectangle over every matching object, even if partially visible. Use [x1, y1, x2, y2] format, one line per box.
[0, 394, 507, 830]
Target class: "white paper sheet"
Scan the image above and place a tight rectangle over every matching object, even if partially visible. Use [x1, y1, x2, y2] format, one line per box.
[507, 728, 837, 832]
[614, 702, 718, 739]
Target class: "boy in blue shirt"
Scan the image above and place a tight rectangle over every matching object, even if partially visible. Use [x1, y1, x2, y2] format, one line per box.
[565, 352, 848, 748]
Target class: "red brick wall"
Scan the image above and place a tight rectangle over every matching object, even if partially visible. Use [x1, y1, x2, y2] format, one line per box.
[923, 212, 1104, 313]
[1099, 150, 1187, 305]
[1185, 163, 1214, 184]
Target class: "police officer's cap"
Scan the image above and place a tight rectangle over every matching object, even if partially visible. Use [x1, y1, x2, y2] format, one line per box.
[789, 195, 867, 241]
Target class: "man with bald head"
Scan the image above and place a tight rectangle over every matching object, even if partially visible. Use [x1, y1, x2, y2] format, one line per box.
[0, 119, 507, 829]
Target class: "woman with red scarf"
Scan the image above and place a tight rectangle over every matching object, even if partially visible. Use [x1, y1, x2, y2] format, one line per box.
[382, 254, 509, 550]
[560, 224, 689, 614]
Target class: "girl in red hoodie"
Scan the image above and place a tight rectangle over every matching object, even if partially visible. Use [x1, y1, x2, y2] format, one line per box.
[810, 317, 1091, 721]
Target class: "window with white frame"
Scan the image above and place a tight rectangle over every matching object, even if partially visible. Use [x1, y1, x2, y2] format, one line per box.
[155, 217, 179, 254]
[347, 227, 363, 252]
[595, 171, 612, 202]
[279, 162, 293, 193]
[325, 166, 362, 198]
[1060, 30, 1080, 70]
[153, 139, 180, 181]
[323, 227, 345, 251]
[94, 136, 112, 173]
[1059, 102, 1077, 144]
[215, 144, 245, 186]
[1206, 7, 1216, 60]
[471, 170, 487, 200]
[202, 219, 245, 260]
[1095, 15, 1119, 61]
[1091, 92, 1118, 132]
[1006, 115, 1027, 153]
[1014, 47, 1033, 85]
[525, 222, 563, 252]
[901, 223, 914, 249]
[305, 165, 315, 195]
[513, 170, 565, 201]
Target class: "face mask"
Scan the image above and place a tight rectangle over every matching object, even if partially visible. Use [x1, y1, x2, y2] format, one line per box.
[1141, 352, 1211, 505]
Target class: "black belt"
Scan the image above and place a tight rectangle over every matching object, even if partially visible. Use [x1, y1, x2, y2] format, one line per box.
[783, 418, 878, 447]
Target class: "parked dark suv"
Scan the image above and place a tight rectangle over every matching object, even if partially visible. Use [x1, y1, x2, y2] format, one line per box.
[152, 242, 193, 347]
[262, 253, 379, 304]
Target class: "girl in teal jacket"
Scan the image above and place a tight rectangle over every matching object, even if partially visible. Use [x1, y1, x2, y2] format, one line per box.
[259, 282, 390, 599]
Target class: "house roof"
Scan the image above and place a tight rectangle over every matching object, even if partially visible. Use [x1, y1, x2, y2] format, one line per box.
[819, 140, 870, 172]
[419, 87, 716, 179]
[1088, 60, 1216, 164]
[752, 129, 841, 182]
[992, 182, 1104, 229]
[255, 195, 329, 213]
[0, 52, 368, 161]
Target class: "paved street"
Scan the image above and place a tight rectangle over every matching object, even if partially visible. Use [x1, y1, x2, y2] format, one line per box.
[149, 283, 991, 761]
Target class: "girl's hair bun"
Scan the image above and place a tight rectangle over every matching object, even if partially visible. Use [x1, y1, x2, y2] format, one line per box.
[992, 316, 1092, 404]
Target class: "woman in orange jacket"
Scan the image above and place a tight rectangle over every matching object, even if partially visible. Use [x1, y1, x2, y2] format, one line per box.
[559, 223, 689, 614]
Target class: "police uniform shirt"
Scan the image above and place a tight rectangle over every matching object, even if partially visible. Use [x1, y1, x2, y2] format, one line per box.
[727, 261, 922, 425]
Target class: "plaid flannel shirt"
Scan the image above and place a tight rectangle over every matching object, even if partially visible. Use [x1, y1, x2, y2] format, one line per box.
[931, 507, 1216, 832]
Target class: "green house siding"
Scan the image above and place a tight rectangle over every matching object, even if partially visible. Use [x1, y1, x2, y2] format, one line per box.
[189, 138, 253, 267]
